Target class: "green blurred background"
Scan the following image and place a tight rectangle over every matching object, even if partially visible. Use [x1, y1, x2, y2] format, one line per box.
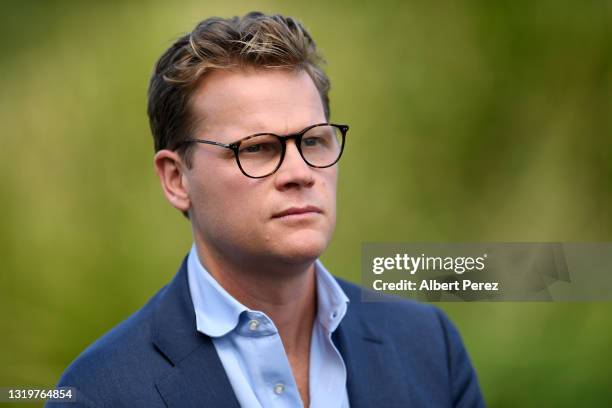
[1, 1, 611, 406]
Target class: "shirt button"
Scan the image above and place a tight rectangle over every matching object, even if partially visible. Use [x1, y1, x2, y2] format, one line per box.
[274, 383, 285, 395]
[248, 319, 260, 331]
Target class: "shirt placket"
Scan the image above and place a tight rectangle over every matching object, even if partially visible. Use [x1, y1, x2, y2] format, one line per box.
[238, 311, 304, 408]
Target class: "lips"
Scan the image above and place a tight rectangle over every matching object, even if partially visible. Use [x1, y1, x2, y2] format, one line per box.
[272, 205, 322, 218]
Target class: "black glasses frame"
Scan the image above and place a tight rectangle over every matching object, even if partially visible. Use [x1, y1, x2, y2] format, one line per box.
[177, 123, 349, 178]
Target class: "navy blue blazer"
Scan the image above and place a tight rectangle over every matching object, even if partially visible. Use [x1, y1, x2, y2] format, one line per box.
[48, 257, 485, 407]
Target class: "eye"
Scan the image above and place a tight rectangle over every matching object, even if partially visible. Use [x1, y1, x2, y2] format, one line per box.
[303, 137, 322, 147]
[240, 142, 277, 154]
[243, 144, 261, 153]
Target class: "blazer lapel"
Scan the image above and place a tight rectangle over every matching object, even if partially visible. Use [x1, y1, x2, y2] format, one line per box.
[333, 281, 420, 408]
[152, 258, 240, 408]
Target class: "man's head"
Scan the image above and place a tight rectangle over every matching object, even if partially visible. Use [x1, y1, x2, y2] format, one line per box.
[150, 12, 343, 270]
[148, 11, 331, 168]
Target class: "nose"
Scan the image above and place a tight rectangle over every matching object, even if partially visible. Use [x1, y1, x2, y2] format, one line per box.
[273, 139, 314, 189]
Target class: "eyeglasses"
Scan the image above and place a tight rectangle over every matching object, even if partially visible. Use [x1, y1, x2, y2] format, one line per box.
[177, 123, 349, 178]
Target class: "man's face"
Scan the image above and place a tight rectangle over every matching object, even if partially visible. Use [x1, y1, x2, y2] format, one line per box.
[182, 68, 337, 267]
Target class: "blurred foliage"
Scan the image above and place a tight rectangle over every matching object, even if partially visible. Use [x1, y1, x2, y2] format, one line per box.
[1, 1, 611, 406]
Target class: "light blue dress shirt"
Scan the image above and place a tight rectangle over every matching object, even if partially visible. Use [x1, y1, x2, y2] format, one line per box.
[186, 244, 350, 408]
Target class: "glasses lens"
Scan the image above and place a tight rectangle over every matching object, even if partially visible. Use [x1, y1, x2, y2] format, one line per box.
[300, 125, 344, 167]
[237, 134, 282, 177]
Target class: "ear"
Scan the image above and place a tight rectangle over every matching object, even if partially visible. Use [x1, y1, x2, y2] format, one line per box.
[154, 150, 191, 214]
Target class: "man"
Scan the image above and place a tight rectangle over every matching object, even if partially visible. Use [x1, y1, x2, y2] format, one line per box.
[50, 12, 484, 408]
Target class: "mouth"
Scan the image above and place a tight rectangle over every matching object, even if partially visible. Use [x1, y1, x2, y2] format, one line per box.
[272, 205, 323, 219]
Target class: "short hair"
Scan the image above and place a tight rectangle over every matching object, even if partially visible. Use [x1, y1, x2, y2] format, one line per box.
[147, 11, 331, 168]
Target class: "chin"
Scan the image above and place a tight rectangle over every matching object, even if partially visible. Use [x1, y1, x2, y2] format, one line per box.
[274, 230, 330, 264]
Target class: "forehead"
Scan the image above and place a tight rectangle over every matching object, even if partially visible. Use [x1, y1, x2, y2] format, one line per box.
[189, 68, 326, 141]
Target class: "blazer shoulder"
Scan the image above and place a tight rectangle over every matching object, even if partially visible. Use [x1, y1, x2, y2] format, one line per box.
[54, 285, 171, 406]
[334, 276, 485, 407]
[335, 276, 462, 369]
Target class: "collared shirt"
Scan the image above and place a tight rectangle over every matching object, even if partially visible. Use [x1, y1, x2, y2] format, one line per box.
[186, 244, 351, 408]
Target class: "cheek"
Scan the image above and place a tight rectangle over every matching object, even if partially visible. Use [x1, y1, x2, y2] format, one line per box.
[192, 173, 266, 226]
[190, 179, 262, 248]
[319, 171, 338, 221]
[323, 170, 338, 201]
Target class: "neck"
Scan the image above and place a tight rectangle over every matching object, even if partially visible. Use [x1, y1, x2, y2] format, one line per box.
[193, 238, 318, 351]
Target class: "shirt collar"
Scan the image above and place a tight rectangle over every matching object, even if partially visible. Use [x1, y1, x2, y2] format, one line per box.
[187, 244, 247, 337]
[187, 244, 350, 337]
[314, 260, 350, 332]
